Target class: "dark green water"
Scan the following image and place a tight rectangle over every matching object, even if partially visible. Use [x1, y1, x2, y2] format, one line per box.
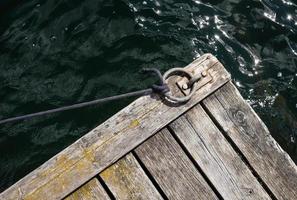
[0, 0, 297, 191]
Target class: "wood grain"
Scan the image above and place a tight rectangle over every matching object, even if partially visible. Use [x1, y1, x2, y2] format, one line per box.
[65, 178, 110, 200]
[100, 153, 163, 200]
[169, 104, 271, 199]
[202, 82, 297, 200]
[0, 54, 230, 200]
[135, 128, 218, 200]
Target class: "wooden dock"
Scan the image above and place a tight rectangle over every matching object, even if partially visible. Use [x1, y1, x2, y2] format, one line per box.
[1, 54, 297, 200]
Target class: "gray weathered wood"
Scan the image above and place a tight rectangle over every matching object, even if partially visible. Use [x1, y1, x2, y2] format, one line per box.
[202, 82, 297, 200]
[100, 153, 163, 200]
[0, 54, 230, 200]
[169, 104, 271, 199]
[65, 178, 110, 200]
[135, 128, 219, 200]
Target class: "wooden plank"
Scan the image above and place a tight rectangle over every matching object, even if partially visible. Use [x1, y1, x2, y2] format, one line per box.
[100, 153, 162, 200]
[202, 82, 297, 200]
[65, 178, 110, 200]
[135, 128, 219, 200]
[169, 104, 271, 199]
[0, 54, 230, 200]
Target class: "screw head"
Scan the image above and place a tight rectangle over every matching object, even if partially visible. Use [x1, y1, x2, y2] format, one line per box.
[182, 84, 188, 90]
[201, 71, 207, 77]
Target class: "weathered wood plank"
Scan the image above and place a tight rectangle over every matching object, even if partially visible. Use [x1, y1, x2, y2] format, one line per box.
[65, 178, 110, 200]
[135, 128, 218, 200]
[100, 153, 162, 200]
[202, 82, 297, 200]
[169, 104, 271, 199]
[0, 54, 230, 200]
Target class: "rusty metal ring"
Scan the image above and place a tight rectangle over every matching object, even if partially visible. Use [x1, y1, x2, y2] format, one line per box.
[162, 68, 197, 103]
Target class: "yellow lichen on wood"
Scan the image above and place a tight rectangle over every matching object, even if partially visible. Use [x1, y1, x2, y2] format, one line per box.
[27, 154, 76, 189]
[129, 119, 140, 128]
[65, 178, 110, 200]
[101, 155, 133, 180]
[100, 153, 162, 199]
[23, 156, 94, 200]
[66, 182, 93, 200]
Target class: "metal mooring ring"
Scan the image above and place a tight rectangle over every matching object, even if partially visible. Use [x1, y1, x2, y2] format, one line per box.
[162, 68, 198, 103]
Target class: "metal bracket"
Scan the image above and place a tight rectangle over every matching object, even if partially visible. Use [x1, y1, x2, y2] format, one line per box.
[176, 57, 215, 96]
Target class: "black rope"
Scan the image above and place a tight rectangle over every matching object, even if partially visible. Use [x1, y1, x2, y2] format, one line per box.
[0, 89, 153, 125]
[0, 68, 169, 125]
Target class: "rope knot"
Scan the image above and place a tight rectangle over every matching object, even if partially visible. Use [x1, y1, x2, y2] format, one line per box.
[141, 68, 169, 96]
[151, 83, 170, 95]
